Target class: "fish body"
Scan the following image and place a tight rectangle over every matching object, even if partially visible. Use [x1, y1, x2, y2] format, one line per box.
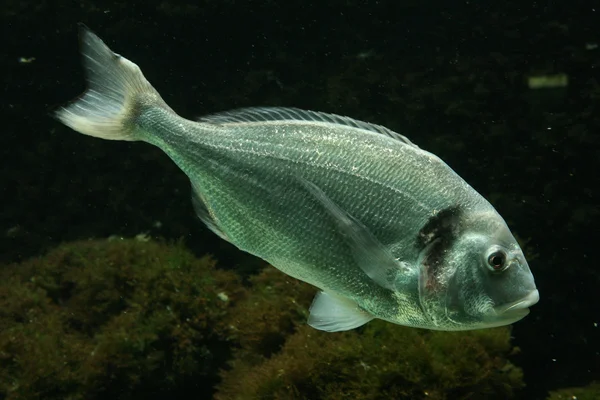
[56, 27, 538, 332]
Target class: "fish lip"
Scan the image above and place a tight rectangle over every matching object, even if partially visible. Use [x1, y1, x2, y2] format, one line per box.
[494, 289, 540, 315]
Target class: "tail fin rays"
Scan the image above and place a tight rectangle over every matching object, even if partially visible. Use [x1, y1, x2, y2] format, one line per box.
[55, 25, 167, 141]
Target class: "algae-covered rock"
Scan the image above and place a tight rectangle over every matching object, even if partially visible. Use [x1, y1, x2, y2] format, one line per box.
[0, 239, 527, 400]
[0, 238, 244, 400]
[547, 381, 600, 400]
[216, 268, 525, 400]
[223, 267, 315, 358]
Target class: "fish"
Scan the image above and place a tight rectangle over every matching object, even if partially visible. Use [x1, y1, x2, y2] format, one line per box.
[55, 26, 539, 332]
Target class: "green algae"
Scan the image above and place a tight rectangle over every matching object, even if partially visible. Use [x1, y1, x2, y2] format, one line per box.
[0, 238, 243, 400]
[0, 239, 526, 399]
[216, 322, 523, 400]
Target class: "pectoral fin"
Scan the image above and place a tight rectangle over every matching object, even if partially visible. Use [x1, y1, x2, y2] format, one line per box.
[308, 291, 374, 332]
[298, 178, 406, 290]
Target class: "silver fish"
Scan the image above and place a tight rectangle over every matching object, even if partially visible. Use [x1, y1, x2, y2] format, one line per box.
[55, 26, 539, 332]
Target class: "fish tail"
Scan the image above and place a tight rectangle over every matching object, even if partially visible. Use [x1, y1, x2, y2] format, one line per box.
[55, 25, 171, 141]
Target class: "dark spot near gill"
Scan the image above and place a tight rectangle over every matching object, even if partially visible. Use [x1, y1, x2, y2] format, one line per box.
[422, 239, 449, 291]
[417, 205, 462, 248]
[416, 205, 463, 290]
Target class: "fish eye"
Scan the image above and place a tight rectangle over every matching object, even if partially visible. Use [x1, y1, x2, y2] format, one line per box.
[487, 250, 508, 272]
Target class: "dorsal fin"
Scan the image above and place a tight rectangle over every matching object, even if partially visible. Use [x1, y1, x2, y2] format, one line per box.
[197, 107, 418, 148]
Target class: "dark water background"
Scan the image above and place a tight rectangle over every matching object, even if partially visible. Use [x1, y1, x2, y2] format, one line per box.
[1, 0, 598, 398]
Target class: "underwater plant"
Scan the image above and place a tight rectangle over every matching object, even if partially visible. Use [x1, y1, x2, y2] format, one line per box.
[216, 321, 524, 400]
[222, 266, 316, 358]
[0, 238, 243, 400]
[0, 238, 526, 399]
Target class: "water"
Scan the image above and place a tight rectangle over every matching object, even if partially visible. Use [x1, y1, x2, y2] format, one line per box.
[1, 1, 598, 398]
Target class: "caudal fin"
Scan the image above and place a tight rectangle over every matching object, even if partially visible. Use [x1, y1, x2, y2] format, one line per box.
[55, 25, 169, 141]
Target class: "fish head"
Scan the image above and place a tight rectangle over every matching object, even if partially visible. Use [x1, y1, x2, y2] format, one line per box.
[416, 208, 539, 330]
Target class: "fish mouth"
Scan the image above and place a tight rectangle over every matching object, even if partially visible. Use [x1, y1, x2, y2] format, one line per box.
[493, 289, 540, 318]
